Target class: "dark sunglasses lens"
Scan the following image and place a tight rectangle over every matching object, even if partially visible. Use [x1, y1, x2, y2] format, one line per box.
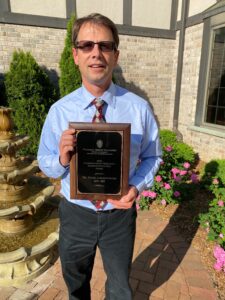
[76, 41, 115, 52]
[99, 42, 114, 52]
[80, 41, 95, 51]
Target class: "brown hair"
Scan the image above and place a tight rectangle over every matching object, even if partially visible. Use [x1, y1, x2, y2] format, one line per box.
[72, 13, 119, 49]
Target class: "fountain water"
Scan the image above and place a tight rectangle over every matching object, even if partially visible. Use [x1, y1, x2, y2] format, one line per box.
[0, 107, 59, 286]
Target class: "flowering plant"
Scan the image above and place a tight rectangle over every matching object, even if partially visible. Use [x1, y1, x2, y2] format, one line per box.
[137, 144, 198, 209]
[199, 178, 225, 249]
[214, 245, 225, 272]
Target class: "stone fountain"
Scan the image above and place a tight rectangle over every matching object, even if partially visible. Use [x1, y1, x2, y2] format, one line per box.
[0, 107, 59, 286]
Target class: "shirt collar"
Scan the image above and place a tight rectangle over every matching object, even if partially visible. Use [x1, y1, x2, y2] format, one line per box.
[81, 82, 116, 109]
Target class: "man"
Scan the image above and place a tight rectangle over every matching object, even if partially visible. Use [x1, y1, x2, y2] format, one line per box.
[38, 13, 162, 300]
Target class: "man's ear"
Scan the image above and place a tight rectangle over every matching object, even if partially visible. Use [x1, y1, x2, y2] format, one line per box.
[72, 48, 79, 66]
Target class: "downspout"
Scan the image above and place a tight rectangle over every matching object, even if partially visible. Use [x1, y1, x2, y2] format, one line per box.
[173, 0, 190, 141]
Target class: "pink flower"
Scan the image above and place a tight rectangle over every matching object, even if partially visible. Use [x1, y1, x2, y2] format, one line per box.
[218, 201, 224, 207]
[171, 168, 180, 175]
[180, 170, 187, 176]
[161, 199, 167, 206]
[164, 183, 171, 190]
[214, 245, 224, 257]
[165, 145, 173, 152]
[136, 203, 140, 210]
[213, 178, 219, 185]
[155, 175, 162, 182]
[219, 233, 224, 238]
[214, 262, 223, 271]
[213, 246, 225, 272]
[174, 176, 182, 182]
[141, 190, 149, 197]
[160, 161, 164, 165]
[190, 173, 199, 183]
[174, 191, 181, 197]
[183, 162, 190, 169]
[148, 191, 157, 199]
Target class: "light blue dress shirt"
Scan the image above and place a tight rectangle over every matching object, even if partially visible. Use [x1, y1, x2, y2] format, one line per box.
[37, 82, 162, 211]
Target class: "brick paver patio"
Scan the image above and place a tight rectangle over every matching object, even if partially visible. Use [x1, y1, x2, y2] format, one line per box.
[0, 209, 218, 300]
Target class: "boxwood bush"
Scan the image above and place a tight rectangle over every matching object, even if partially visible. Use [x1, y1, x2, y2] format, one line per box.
[203, 159, 225, 185]
[160, 129, 196, 166]
[4, 50, 57, 155]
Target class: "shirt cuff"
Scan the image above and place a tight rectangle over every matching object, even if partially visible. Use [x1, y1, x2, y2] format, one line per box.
[51, 155, 69, 177]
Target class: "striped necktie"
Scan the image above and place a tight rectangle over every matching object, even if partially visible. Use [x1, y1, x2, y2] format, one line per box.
[92, 98, 106, 123]
[92, 98, 106, 209]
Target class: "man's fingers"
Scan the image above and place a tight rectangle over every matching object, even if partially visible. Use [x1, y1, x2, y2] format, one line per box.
[107, 198, 134, 209]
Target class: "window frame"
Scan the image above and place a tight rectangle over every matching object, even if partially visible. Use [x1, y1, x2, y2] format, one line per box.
[195, 12, 225, 132]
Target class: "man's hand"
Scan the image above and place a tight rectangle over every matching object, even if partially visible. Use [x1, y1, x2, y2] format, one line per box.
[59, 128, 76, 167]
[107, 186, 138, 209]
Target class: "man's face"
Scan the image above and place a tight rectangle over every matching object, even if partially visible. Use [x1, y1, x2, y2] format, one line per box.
[73, 22, 119, 91]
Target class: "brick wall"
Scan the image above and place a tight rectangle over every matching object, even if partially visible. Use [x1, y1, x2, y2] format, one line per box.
[0, 22, 224, 162]
[115, 35, 176, 128]
[0, 24, 66, 83]
[0, 23, 176, 128]
[178, 23, 225, 161]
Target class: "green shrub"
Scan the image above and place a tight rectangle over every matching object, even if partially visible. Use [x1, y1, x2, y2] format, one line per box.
[203, 159, 225, 185]
[59, 14, 82, 97]
[160, 129, 177, 148]
[199, 180, 225, 249]
[137, 140, 199, 209]
[9, 98, 46, 155]
[5, 51, 56, 106]
[5, 50, 57, 155]
[159, 129, 196, 166]
[173, 142, 196, 165]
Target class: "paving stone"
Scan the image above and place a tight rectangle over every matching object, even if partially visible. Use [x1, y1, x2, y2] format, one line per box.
[19, 281, 38, 292]
[150, 283, 167, 298]
[164, 280, 181, 300]
[91, 290, 105, 300]
[138, 281, 155, 294]
[51, 276, 67, 291]
[149, 296, 163, 300]
[178, 294, 191, 300]
[189, 286, 217, 300]
[134, 291, 149, 300]
[8, 289, 37, 300]
[129, 277, 139, 292]
[38, 287, 60, 300]
[158, 258, 179, 270]
[92, 277, 105, 292]
[54, 290, 68, 300]
[168, 272, 186, 285]
[0, 209, 218, 300]
[0, 286, 17, 299]
[185, 270, 214, 290]
[130, 269, 154, 283]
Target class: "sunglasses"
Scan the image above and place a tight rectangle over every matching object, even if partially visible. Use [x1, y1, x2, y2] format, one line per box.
[75, 40, 116, 52]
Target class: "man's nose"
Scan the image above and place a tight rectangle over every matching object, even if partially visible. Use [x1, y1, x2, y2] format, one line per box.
[91, 44, 102, 56]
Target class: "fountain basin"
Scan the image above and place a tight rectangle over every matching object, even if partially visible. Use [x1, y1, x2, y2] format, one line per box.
[0, 230, 59, 286]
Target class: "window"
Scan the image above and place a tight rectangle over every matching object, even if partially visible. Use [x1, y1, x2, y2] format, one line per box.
[205, 26, 225, 126]
[195, 10, 225, 132]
